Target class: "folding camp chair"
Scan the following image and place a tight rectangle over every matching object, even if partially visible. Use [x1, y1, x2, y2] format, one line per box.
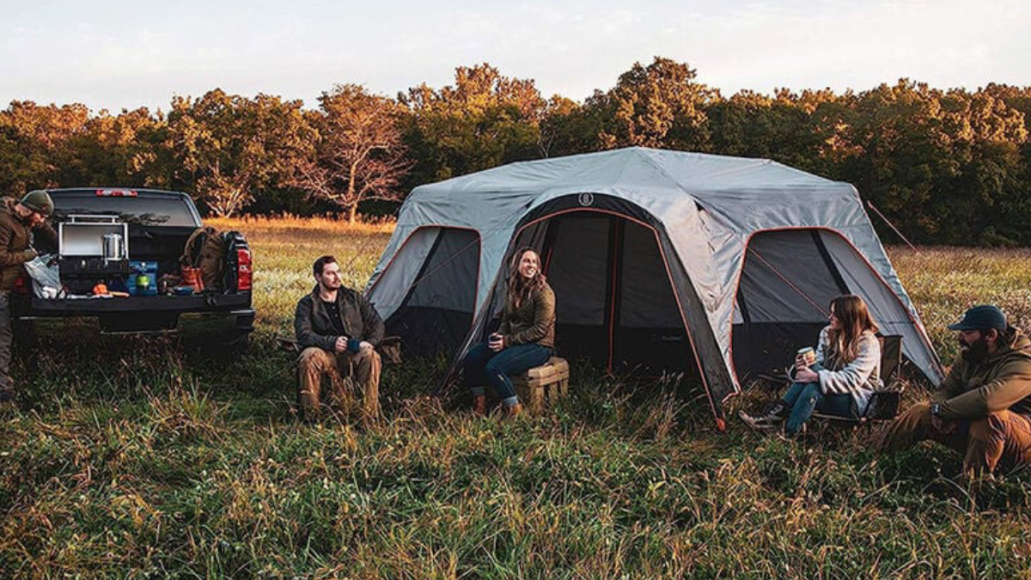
[810, 334, 904, 426]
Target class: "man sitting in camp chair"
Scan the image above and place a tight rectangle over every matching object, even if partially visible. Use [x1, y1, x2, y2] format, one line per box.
[294, 255, 385, 423]
[876, 305, 1031, 477]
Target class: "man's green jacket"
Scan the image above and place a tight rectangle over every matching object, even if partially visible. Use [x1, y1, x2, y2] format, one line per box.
[294, 286, 384, 353]
[935, 327, 1031, 419]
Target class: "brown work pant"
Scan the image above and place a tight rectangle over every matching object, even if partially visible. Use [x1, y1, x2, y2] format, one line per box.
[298, 347, 381, 422]
[877, 402, 1031, 475]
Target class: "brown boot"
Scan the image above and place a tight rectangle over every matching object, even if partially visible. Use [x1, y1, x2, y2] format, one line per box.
[506, 403, 523, 418]
[473, 395, 487, 417]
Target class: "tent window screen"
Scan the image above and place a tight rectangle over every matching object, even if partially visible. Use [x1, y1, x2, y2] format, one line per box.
[385, 228, 480, 355]
[737, 230, 846, 323]
[732, 229, 850, 380]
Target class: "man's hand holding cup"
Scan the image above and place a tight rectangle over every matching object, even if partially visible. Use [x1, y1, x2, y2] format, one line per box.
[335, 336, 349, 353]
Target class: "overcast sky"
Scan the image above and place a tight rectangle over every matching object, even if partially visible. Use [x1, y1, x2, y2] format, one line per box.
[3, 0, 1029, 113]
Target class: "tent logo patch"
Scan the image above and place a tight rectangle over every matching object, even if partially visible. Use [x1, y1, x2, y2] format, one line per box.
[578, 192, 594, 206]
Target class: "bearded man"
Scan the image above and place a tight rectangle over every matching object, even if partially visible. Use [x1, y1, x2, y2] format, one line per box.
[294, 255, 384, 423]
[876, 305, 1031, 476]
[0, 191, 57, 408]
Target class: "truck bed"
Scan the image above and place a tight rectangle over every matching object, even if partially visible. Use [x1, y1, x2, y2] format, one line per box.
[30, 292, 251, 314]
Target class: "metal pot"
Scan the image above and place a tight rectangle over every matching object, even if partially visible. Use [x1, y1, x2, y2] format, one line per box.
[102, 233, 125, 262]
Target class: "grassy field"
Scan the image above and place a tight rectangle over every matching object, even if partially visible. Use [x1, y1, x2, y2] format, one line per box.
[2, 218, 1031, 579]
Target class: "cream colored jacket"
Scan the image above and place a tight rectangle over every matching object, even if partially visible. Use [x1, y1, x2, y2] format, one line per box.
[815, 327, 883, 413]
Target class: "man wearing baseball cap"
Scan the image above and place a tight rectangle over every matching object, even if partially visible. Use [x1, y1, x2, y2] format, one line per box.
[877, 305, 1031, 476]
[0, 190, 57, 408]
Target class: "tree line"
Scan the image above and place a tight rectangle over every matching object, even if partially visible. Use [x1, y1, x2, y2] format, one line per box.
[2, 57, 1030, 245]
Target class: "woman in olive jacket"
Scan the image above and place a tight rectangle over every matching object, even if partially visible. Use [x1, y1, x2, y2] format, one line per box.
[464, 247, 555, 417]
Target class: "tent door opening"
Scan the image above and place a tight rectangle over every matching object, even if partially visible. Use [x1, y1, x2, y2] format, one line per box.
[487, 211, 698, 377]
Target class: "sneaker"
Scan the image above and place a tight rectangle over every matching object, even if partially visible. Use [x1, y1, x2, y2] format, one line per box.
[738, 409, 779, 432]
[762, 401, 789, 420]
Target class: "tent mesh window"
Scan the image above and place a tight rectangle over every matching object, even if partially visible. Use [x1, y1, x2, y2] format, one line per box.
[385, 228, 480, 357]
[732, 230, 849, 381]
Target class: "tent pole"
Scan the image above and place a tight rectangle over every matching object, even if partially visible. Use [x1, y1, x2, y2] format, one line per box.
[605, 218, 625, 373]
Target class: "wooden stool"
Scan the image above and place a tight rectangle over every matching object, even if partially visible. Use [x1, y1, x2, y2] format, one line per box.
[512, 357, 569, 413]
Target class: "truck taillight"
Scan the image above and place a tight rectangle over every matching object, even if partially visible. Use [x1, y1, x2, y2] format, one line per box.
[236, 248, 252, 291]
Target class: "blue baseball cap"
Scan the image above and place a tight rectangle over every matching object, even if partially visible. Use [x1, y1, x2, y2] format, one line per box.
[948, 305, 1007, 332]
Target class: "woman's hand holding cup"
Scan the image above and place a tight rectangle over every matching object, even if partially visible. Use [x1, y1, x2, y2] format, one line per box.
[488, 333, 504, 352]
[794, 354, 808, 371]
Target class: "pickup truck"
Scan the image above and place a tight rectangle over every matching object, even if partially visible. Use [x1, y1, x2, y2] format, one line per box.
[14, 188, 254, 349]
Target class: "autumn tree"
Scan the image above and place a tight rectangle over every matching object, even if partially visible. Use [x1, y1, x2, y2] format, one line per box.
[167, 90, 314, 217]
[0, 101, 91, 193]
[833, 80, 1028, 244]
[587, 57, 716, 151]
[292, 84, 411, 223]
[705, 88, 853, 177]
[56, 107, 173, 189]
[936, 87, 1028, 244]
[983, 84, 1031, 243]
[400, 63, 547, 184]
[539, 95, 610, 158]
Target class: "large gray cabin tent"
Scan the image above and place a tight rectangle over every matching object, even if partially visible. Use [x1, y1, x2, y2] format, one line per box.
[365, 147, 944, 427]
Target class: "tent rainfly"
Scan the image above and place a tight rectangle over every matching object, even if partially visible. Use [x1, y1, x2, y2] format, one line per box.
[365, 147, 945, 428]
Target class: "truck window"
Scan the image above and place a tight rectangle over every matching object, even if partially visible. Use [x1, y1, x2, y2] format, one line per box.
[53, 196, 201, 227]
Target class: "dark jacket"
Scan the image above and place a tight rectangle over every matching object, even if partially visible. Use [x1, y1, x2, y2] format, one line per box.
[499, 282, 555, 348]
[935, 327, 1031, 419]
[0, 198, 57, 292]
[294, 285, 385, 352]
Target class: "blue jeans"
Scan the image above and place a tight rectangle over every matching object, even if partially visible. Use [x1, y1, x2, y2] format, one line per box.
[781, 380, 858, 435]
[464, 341, 553, 407]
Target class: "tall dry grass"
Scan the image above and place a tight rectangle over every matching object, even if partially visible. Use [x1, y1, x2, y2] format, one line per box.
[3, 221, 1031, 579]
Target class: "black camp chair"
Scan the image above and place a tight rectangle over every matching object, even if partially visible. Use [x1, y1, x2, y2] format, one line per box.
[809, 334, 904, 426]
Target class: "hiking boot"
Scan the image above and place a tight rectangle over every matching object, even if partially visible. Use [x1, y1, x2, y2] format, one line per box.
[506, 403, 523, 418]
[473, 395, 487, 417]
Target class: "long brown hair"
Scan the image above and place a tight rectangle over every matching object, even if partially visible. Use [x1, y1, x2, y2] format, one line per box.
[506, 247, 546, 311]
[825, 294, 879, 367]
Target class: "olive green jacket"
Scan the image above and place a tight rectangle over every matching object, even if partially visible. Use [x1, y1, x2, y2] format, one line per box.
[0, 198, 57, 292]
[294, 285, 385, 352]
[935, 328, 1031, 420]
[499, 282, 555, 348]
